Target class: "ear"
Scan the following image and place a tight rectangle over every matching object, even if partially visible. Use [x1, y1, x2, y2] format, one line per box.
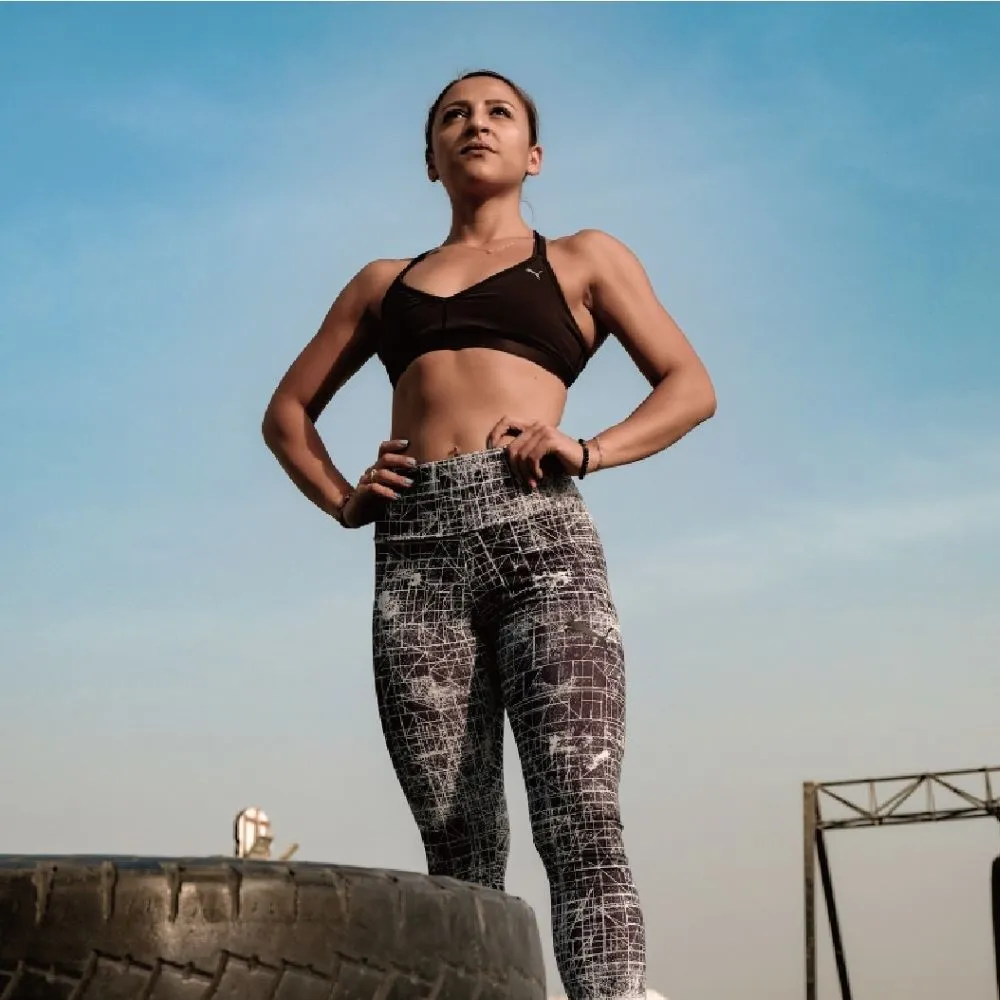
[525, 144, 543, 178]
[426, 154, 439, 183]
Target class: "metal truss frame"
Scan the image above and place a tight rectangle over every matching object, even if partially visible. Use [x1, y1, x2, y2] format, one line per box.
[803, 765, 1000, 999]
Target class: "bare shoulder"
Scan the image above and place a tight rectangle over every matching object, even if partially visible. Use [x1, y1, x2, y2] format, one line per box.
[550, 228, 637, 259]
[549, 229, 657, 321]
[353, 256, 412, 315]
[548, 229, 648, 287]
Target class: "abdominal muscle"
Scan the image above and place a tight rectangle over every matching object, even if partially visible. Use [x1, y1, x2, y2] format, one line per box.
[389, 347, 568, 464]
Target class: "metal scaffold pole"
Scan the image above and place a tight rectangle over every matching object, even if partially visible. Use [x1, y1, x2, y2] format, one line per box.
[803, 765, 1000, 1000]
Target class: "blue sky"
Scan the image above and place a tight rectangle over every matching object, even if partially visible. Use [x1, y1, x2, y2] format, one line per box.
[2, 4, 998, 998]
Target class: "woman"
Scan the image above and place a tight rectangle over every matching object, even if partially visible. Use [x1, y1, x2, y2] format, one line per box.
[262, 69, 716, 999]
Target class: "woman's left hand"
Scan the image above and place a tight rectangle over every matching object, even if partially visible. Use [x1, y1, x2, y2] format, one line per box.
[487, 416, 585, 489]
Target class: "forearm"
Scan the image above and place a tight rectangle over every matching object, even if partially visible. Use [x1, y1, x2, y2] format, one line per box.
[588, 368, 716, 472]
[262, 397, 354, 520]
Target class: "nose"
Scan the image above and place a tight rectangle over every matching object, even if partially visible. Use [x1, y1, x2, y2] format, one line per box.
[464, 105, 491, 135]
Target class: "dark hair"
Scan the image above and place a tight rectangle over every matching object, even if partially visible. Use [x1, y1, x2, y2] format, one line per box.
[424, 69, 539, 165]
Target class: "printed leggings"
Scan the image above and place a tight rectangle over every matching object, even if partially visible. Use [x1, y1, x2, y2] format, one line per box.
[372, 449, 645, 999]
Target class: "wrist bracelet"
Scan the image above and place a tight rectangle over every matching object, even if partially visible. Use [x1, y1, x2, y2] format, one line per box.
[577, 438, 590, 479]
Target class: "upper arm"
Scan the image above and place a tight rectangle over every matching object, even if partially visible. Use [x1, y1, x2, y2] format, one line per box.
[580, 229, 712, 390]
[267, 259, 393, 423]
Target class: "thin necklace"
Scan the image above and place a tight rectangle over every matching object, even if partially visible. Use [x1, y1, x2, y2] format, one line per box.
[443, 234, 534, 255]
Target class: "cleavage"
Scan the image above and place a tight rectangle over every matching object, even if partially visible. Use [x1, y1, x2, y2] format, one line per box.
[401, 246, 537, 300]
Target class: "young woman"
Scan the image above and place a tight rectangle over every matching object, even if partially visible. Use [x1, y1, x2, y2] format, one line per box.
[262, 69, 716, 999]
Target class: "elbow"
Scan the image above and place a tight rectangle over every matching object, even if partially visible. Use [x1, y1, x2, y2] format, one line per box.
[684, 368, 717, 426]
[700, 384, 718, 422]
[261, 393, 301, 451]
[658, 361, 717, 427]
[695, 360, 718, 422]
[261, 404, 280, 450]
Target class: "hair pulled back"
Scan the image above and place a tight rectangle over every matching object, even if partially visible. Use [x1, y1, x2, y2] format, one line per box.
[424, 69, 539, 165]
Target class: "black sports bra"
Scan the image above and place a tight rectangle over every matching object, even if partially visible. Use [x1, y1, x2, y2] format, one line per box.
[377, 231, 598, 389]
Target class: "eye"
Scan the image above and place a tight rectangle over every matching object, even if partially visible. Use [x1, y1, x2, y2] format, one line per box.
[490, 106, 513, 117]
[441, 107, 467, 123]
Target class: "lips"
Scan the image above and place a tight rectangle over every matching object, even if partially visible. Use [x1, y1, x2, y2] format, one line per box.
[459, 142, 495, 154]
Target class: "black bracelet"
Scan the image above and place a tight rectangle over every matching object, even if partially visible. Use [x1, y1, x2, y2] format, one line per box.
[577, 438, 590, 479]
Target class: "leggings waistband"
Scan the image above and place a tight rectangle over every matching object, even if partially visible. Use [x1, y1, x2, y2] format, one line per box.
[374, 447, 584, 541]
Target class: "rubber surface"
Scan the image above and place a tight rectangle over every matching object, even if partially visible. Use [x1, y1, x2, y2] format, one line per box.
[0, 855, 547, 999]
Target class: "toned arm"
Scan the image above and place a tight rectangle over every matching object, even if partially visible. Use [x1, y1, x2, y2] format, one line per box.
[261, 260, 393, 521]
[579, 229, 717, 471]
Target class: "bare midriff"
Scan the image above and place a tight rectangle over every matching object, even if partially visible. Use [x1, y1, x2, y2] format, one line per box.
[389, 347, 568, 464]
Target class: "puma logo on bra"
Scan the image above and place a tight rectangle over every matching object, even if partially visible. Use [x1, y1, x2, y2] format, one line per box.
[377, 231, 603, 389]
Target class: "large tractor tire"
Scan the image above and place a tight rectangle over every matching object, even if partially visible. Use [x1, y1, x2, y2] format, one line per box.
[0, 856, 547, 999]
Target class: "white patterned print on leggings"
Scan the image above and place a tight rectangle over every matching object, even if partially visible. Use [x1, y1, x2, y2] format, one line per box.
[371, 448, 646, 999]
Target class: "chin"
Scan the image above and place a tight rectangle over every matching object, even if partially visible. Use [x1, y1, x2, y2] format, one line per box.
[447, 167, 520, 197]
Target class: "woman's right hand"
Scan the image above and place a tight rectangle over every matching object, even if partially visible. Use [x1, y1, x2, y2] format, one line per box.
[339, 438, 417, 528]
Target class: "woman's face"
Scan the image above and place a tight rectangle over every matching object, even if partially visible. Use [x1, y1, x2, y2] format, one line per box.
[428, 76, 541, 195]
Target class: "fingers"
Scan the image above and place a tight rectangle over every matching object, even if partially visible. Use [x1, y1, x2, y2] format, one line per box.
[487, 418, 508, 449]
[377, 438, 411, 456]
[371, 465, 414, 490]
[373, 446, 417, 494]
[379, 452, 418, 471]
[358, 440, 418, 502]
[365, 482, 400, 501]
[487, 416, 523, 449]
[355, 479, 403, 502]
[504, 422, 550, 489]
[509, 432, 543, 487]
[355, 469, 408, 501]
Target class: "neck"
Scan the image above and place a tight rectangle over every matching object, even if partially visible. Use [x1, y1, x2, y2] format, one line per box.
[443, 190, 532, 247]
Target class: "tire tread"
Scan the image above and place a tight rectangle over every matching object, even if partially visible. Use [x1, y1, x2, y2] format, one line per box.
[0, 857, 544, 1000]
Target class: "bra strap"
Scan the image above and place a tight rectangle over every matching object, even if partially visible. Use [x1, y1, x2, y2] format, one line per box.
[396, 248, 434, 280]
